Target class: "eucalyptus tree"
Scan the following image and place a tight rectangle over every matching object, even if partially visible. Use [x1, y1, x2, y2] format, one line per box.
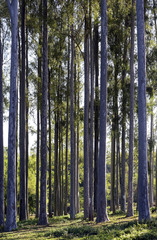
[0, 19, 4, 227]
[96, 0, 109, 223]
[5, 0, 18, 231]
[121, 17, 129, 213]
[136, 0, 150, 222]
[127, 0, 135, 217]
[38, 0, 48, 225]
[94, 20, 99, 213]
[19, 0, 27, 221]
[70, 1, 75, 219]
[89, 1, 94, 221]
[36, 0, 42, 219]
[84, 4, 89, 219]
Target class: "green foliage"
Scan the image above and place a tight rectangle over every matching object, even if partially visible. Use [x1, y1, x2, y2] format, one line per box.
[0, 212, 157, 239]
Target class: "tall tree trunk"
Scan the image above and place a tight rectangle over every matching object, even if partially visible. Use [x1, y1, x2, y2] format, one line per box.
[61, 117, 64, 215]
[0, 19, 4, 227]
[127, 0, 135, 217]
[136, 0, 150, 222]
[111, 122, 115, 213]
[84, 11, 89, 219]
[121, 23, 128, 213]
[54, 113, 59, 216]
[111, 60, 118, 214]
[116, 133, 120, 209]
[36, 0, 42, 218]
[94, 21, 99, 212]
[38, 0, 48, 225]
[96, 0, 109, 223]
[89, 2, 94, 221]
[149, 111, 154, 207]
[64, 35, 70, 215]
[5, 0, 18, 232]
[20, 0, 27, 221]
[70, 20, 75, 219]
[76, 74, 80, 213]
[25, 6, 29, 220]
[48, 70, 52, 217]
[36, 97, 40, 218]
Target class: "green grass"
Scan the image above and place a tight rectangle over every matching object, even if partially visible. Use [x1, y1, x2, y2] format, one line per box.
[0, 210, 157, 239]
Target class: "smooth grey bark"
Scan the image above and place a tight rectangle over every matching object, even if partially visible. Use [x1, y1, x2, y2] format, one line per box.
[89, 4, 94, 221]
[149, 111, 154, 207]
[84, 12, 89, 219]
[70, 22, 75, 220]
[136, 0, 150, 222]
[5, 0, 18, 232]
[111, 123, 115, 214]
[111, 60, 118, 214]
[20, 0, 27, 221]
[76, 77, 80, 213]
[0, 19, 4, 227]
[96, 0, 109, 223]
[94, 21, 99, 212]
[36, 0, 42, 219]
[26, 24, 29, 219]
[127, 0, 135, 217]
[38, 0, 48, 225]
[116, 133, 120, 209]
[121, 24, 128, 213]
[36, 96, 40, 218]
[48, 70, 52, 218]
[64, 35, 70, 215]
[61, 115, 64, 215]
[54, 113, 59, 216]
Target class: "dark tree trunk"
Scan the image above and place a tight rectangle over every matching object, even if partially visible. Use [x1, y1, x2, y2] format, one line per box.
[54, 113, 59, 216]
[74, 59, 78, 214]
[36, 99, 40, 219]
[25, 31, 29, 219]
[111, 59, 118, 214]
[149, 111, 154, 207]
[76, 77, 80, 213]
[64, 35, 70, 215]
[96, 0, 109, 223]
[121, 25, 128, 213]
[36, 0, 42, 218]
[89, 3, 94, 221]
[20, 0, 27, 221]
[0, 19, 4, 227]
[70, 21, 75, 220]
[94, 21, 99, 213]
[5, 0, 18, 232]
[48, 70, 52, 217]
[111, 122, 115, 214]
[136, 0, 150, 222]
[38, 0, 48, 225]
[127, 0, 135, 217]
[84, 11, 89, 220]
[116, 133, 120, 209]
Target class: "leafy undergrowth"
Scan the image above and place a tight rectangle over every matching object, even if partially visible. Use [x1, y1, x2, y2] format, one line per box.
[0, 210, 157, 239]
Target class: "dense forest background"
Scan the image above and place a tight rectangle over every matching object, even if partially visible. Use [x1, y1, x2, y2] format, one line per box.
[0, 0, 157, 233]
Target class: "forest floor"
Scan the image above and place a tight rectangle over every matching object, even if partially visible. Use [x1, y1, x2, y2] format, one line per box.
[0, 208, 157, 240]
